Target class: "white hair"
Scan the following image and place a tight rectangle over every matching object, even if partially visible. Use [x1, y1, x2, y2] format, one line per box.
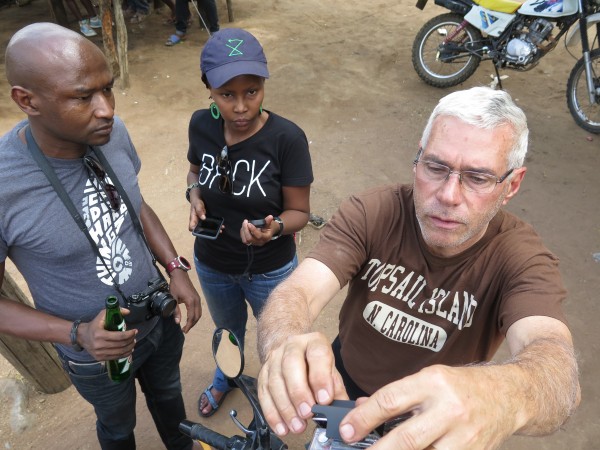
[420, 87, 529, 169]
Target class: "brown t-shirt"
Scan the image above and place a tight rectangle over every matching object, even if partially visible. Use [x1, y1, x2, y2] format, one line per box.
[308, 184, 567, 394]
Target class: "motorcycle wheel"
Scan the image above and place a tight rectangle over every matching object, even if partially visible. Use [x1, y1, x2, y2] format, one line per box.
[566, 48, 600, 134]
[412, 13, 483, 88]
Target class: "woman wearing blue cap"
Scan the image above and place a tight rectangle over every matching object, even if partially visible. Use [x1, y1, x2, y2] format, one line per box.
[185, 28, 314, 417]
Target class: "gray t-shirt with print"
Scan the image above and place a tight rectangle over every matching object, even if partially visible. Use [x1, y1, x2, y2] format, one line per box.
[0, 117, 160, 361]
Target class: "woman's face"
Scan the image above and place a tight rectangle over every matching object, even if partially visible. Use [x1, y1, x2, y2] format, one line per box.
[209, 75, 265, 137]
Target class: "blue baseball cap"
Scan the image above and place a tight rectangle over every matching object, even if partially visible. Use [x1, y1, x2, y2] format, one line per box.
[200, 28, 269, 88]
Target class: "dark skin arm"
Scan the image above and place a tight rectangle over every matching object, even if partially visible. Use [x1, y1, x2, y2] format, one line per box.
[240, 184, 310, 245]
[0, 261, 137, 361]
[0, 198, 201, 359]
[139, 197, 202, 334]
[187, 164, 310, 245]
[187, 165, 208, 226]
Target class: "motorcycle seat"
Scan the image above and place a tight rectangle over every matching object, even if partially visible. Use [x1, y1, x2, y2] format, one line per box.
[473, 0, 523, 13]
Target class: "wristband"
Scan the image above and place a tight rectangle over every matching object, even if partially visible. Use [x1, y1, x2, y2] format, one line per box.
[271, 216, 284, 240]
[166, 255, 191, 276]
[186, 182, 201, 202]
[70, 319, 83, 352]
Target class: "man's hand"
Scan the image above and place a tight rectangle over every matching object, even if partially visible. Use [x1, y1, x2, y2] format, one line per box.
[137, 197, 202, 333]
[258, 332, 349, 436]
[339, 318, 580, 450]
[255, 259, 344, 436]
[168, 269, 202, 333]
[77, 308, 137, 361]
[339, 364, 515, 450]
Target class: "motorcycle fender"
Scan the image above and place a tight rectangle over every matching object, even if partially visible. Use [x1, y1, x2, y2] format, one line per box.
[518, 0, 578, 17]
[434, 0, 471, 14]
[565, 13, 600, 47]
[464, 5, 516, 36]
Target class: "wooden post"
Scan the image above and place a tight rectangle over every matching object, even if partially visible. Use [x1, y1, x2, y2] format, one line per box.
[226, 0, 233, 22]
[0, 273, 71, 394]
[113, 0, 130, 89]
[97, 0, 129, 88]
[47, 0, 69, 27]
[98, 0, 119, 77]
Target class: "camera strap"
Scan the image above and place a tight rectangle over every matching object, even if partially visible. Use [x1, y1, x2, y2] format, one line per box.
[24, 126, 162, 301]
[90, 146, 155, 261]
[91, 145, 166, 281]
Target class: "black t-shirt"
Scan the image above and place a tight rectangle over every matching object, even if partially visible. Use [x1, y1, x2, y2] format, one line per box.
[187, 110, 313, 274]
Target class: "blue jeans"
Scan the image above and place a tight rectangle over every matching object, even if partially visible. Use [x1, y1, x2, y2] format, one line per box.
[56, 317, 191, 450]
[195, 254, 298, 392]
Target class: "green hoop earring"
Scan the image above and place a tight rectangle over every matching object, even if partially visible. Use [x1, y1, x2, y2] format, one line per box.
[210, 102, 221, 120]
[259, 104, 263, 115]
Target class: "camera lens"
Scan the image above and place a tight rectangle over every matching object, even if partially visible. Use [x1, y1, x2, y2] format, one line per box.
[150, 291, 177, 318]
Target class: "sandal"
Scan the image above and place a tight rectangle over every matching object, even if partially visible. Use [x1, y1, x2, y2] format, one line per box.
[198, 384, 229, 417]
[165, 32, 186, 46]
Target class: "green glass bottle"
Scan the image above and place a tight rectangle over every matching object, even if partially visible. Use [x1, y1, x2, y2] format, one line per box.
[104, 296, 132, 383]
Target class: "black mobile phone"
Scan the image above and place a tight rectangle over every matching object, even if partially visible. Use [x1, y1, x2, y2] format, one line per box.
[249, 219, 267, 228]
[192, 216, 224, 240]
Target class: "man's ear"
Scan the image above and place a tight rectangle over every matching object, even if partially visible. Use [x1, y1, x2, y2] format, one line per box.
[502, 167, 527, 205]
[10, 86, 40, 116]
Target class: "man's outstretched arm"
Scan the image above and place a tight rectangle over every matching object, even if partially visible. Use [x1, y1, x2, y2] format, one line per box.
[257, 257, 347, 436]
[338, 315, 580, 450]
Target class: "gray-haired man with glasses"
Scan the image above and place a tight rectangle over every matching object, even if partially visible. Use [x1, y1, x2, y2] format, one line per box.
[256, 87, 580, 449]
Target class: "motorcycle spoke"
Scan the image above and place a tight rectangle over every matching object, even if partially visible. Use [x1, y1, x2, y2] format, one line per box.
[567, 48, 600, 133]
[573, 77, 600, 125]
[425, 27, 471, 74]
[412, 14, 482, 87]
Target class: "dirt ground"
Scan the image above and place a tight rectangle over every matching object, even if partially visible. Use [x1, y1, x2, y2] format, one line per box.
[0, 0, 599, 448]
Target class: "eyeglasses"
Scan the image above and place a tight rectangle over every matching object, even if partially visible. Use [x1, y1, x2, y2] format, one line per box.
[413, 148, 514, 194]
[83, 155, 121, 211]
[217, 146, 233, 194]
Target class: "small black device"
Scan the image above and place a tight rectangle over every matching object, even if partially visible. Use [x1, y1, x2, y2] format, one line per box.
[249, 219, 267, 228]
[125, 277, 177, 323]
[192, 216, 224, 240]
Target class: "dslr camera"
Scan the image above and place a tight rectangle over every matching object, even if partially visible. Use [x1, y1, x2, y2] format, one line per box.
[125, 277, 177, 323]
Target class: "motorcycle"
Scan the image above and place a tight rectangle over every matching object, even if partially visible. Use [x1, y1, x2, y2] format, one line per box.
[411, 0, 600, 133]
[179, 328, 384, 449]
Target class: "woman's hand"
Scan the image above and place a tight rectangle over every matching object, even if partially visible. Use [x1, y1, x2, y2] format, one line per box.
[187, 167, 205, 232]
[188, 197, 207, 232]
[240, 216, 276, 246]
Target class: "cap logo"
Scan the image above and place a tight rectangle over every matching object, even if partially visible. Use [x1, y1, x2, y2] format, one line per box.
[226, 38, 244, 56]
